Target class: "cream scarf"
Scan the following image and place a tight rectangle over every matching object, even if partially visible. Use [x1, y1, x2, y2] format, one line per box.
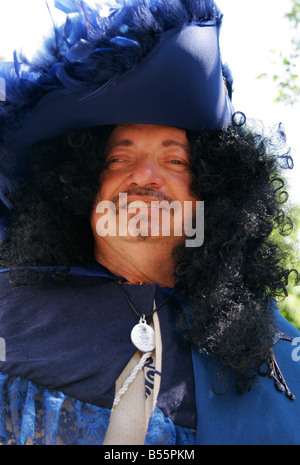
[103, 312, 162, 445]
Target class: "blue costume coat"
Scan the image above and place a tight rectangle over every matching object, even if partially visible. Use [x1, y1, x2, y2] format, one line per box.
[0, 265, 299, 445]
[192, 312, 300, 444]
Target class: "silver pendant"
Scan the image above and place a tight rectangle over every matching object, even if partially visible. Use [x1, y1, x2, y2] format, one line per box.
[130, 316, 155, 353]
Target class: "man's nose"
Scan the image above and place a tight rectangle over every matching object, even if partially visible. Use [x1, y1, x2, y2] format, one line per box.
[126, 157, 163, 188]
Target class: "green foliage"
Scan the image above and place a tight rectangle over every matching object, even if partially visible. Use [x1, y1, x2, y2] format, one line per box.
[272, 47, 300, 105]
[285, 0, 300, 26]
[274, 0, 300, 105]
[272, 0, 300, 325]
[272, 205, 300, 328]
[257, 0, 300, 105]
[256, 1, 300, 327]
[280, 286, 300, 328]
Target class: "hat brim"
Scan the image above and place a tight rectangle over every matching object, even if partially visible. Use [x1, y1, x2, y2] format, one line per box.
[8, 24, 233, 181]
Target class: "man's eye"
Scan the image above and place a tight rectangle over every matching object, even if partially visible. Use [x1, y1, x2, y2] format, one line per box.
[104, 158, 125, 170]
[106, 157, 125, 165]
[167, 159, 189, 167]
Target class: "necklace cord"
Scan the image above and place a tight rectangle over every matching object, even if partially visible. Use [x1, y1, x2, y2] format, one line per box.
[116, 281, 174, 318]
[112, 350, 152, 410]
[112, 282, 175, 409]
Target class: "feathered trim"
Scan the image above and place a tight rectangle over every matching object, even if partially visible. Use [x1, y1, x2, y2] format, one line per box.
[0, 0, 231, 205]
[0, 0, 226, 125]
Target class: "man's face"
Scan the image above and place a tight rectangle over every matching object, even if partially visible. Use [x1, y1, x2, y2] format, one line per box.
[90, 124, 198, 243]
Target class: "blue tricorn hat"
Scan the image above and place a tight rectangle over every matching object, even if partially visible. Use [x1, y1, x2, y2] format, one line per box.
[0, 0, 233, 217]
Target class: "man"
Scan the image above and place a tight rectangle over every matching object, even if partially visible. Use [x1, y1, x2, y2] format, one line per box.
[91, 124, 198, 287]
[0, 0, 299, 445]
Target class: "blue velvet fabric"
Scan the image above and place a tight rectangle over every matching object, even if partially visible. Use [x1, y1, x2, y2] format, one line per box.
[0, 373, 195, 445]
[192, 311, 300, 445]
[0, 264, 197, 445]
[1, 265, 300, 444]
[1, 317, 300, 445]
[0, 265, 196, 430]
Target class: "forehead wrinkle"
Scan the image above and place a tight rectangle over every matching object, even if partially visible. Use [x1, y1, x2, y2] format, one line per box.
[161, 139, 190, 152]
[105, 137, 190, 158]
[108, 139, 189, 150]
[106, 138, 133, 150]
[105, 139, 133, 156]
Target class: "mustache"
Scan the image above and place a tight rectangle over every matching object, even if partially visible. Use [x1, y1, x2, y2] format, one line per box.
[111, 187, 174, 206]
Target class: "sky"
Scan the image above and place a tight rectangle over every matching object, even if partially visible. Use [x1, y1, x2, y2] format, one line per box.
[218, 0, 300, 208]
[0, 0, 299, 206]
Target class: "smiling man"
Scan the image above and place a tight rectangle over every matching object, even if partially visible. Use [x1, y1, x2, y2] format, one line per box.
[91, 124, 200, 287]
[0, 0, 300, 447]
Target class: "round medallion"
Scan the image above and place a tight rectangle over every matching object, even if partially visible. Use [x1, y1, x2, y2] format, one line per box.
[130, 320, 155, 352]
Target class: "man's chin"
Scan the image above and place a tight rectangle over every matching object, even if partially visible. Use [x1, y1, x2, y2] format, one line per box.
[119, 218, 172, 239]
[117, 231, 185, 247]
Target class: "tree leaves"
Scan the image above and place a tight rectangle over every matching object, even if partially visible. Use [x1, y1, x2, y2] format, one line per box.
[257, 1, 300, 105]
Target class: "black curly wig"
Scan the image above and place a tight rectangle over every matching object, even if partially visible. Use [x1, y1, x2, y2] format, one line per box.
[0, 119, 298, 392]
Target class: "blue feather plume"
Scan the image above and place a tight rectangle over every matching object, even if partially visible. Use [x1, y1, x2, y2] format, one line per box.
[0, 0, 229, 212]
[55, 0, 78, 14]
